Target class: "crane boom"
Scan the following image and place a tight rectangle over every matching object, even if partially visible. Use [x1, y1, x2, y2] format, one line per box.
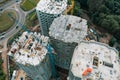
[64, 0, 74, 15]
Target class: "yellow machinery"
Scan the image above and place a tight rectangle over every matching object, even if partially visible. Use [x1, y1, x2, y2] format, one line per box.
[64, 0, 74, 15]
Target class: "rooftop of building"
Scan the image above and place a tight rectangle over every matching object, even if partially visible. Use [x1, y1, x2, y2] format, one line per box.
[70, 41, 120, 80]
[8, 31, 49, 66]
[36, 0, 67, 14]
[49, 15, 88, 43]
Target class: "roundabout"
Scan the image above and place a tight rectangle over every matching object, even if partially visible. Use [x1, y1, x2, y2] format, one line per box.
[0, 10, 16, 33]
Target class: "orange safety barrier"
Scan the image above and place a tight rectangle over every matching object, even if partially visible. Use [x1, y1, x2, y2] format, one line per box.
[87, 68, 92, 72]
[82, 68, 92, 76]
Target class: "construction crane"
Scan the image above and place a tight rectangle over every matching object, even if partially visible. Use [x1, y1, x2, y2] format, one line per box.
[46, 44, 58, 80]
[64, 0, 74, 15]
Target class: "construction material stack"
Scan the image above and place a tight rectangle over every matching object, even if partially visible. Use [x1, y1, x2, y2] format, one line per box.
[36, 0, 67, 36]
[8, 31, 52, 80]
[68, 41, 120, 80]
[49, 15, 88, 69]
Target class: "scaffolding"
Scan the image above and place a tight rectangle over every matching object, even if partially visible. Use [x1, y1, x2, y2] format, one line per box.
[8, 31, 57, 80]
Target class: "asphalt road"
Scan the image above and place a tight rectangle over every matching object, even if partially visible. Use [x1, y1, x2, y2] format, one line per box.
[0, 0, 22, 9]
[0, 0, 35, 42]
[0, 1, 35, 80]
[0, 0, 22, 41]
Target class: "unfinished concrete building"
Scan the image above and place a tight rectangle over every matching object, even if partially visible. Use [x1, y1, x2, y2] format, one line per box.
[8, 31, 52, 80]
[49, 15, 88, 69]
[68, 41, 120, 80]
[36, 0, 67, 36]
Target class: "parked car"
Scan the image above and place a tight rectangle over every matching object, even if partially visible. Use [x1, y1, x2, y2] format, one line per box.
[0, 36, 5, 40]
[1, 32, 6, 35]
[0, 51, 2, 54]
[0, 32, 6, 36]
[16, 26, 19, 29]
[16, 0, 19, 2]
[0, 8, 3, 11]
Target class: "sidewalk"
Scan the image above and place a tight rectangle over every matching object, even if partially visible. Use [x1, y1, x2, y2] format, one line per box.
[0, 38, 9, 80]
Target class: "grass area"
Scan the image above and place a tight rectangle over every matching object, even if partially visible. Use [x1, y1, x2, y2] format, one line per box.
[20, 0, 39, 11]
[0, 11, 16, 33]
[25, 10, 38, 28]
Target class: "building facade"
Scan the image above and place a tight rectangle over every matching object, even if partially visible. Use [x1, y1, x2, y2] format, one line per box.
[49, 15, 88, 69]
[8, 31, 52, 80]
[68, 41, 120, 80]
[36, 0, 67, 36]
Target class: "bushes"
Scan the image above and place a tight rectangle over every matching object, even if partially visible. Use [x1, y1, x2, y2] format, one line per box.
[109, 37, 117, 47]
[0, 54, 6, 80]
[83, 0, 120, 42]
[25, 11, 38, 28]
[73, 1, 82, 17]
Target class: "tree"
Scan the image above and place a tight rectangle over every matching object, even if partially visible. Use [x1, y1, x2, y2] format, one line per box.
[87, 0, 104, 13]
[105, 15, 120, 33]
[109, 37, 117, 47]
[67, 0, 71, 5]
[100, 19, 110, 30]
[0, 59, 3, 64]
[73, 1, 81, 16]
[98, 5, 110, 14]
[76, 0, 120, 42]
[114, 29, 120, 41]
[105, 0, 115, 12]
[78, 0, 88, 8]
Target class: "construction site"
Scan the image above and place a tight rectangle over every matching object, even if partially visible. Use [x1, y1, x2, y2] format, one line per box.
[8, 32, 120, 80]
[7, 0, 120, 80]
[68, 41, 120, 80]
[49, 15, 88, 69]
[36, 0, 67, 36]
[8, 31, 53, 80]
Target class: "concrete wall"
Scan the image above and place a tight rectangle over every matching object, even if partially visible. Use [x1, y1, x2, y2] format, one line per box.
[50, 36, 78, 70]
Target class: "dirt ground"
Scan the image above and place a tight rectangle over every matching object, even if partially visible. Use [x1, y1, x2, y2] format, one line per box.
[81, 10, 112, 44]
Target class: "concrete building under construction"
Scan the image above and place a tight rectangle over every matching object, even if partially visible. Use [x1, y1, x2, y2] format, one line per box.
[68, 41, 120, 80]
[49, 15, 88, 69]
[36, 0, 67, 36]
[8, 31, 52, 80]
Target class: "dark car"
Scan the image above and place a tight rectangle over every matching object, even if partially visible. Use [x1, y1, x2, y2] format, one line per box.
[16, 26, 19, 29]
[0, 36, 5, 40]
[16, 0, 19, 2]
[0, 8, 3, 11]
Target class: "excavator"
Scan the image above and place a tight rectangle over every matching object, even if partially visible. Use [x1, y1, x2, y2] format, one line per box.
[64, 0, 74, 15]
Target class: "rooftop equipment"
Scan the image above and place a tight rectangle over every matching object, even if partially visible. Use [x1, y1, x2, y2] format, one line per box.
[67, 41, 120, 80]
[8, 31, 58, 80]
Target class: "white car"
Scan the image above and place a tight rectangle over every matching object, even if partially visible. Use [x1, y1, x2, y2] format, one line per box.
[0, 36, 5, 40]
[0, 51, 2, 54]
